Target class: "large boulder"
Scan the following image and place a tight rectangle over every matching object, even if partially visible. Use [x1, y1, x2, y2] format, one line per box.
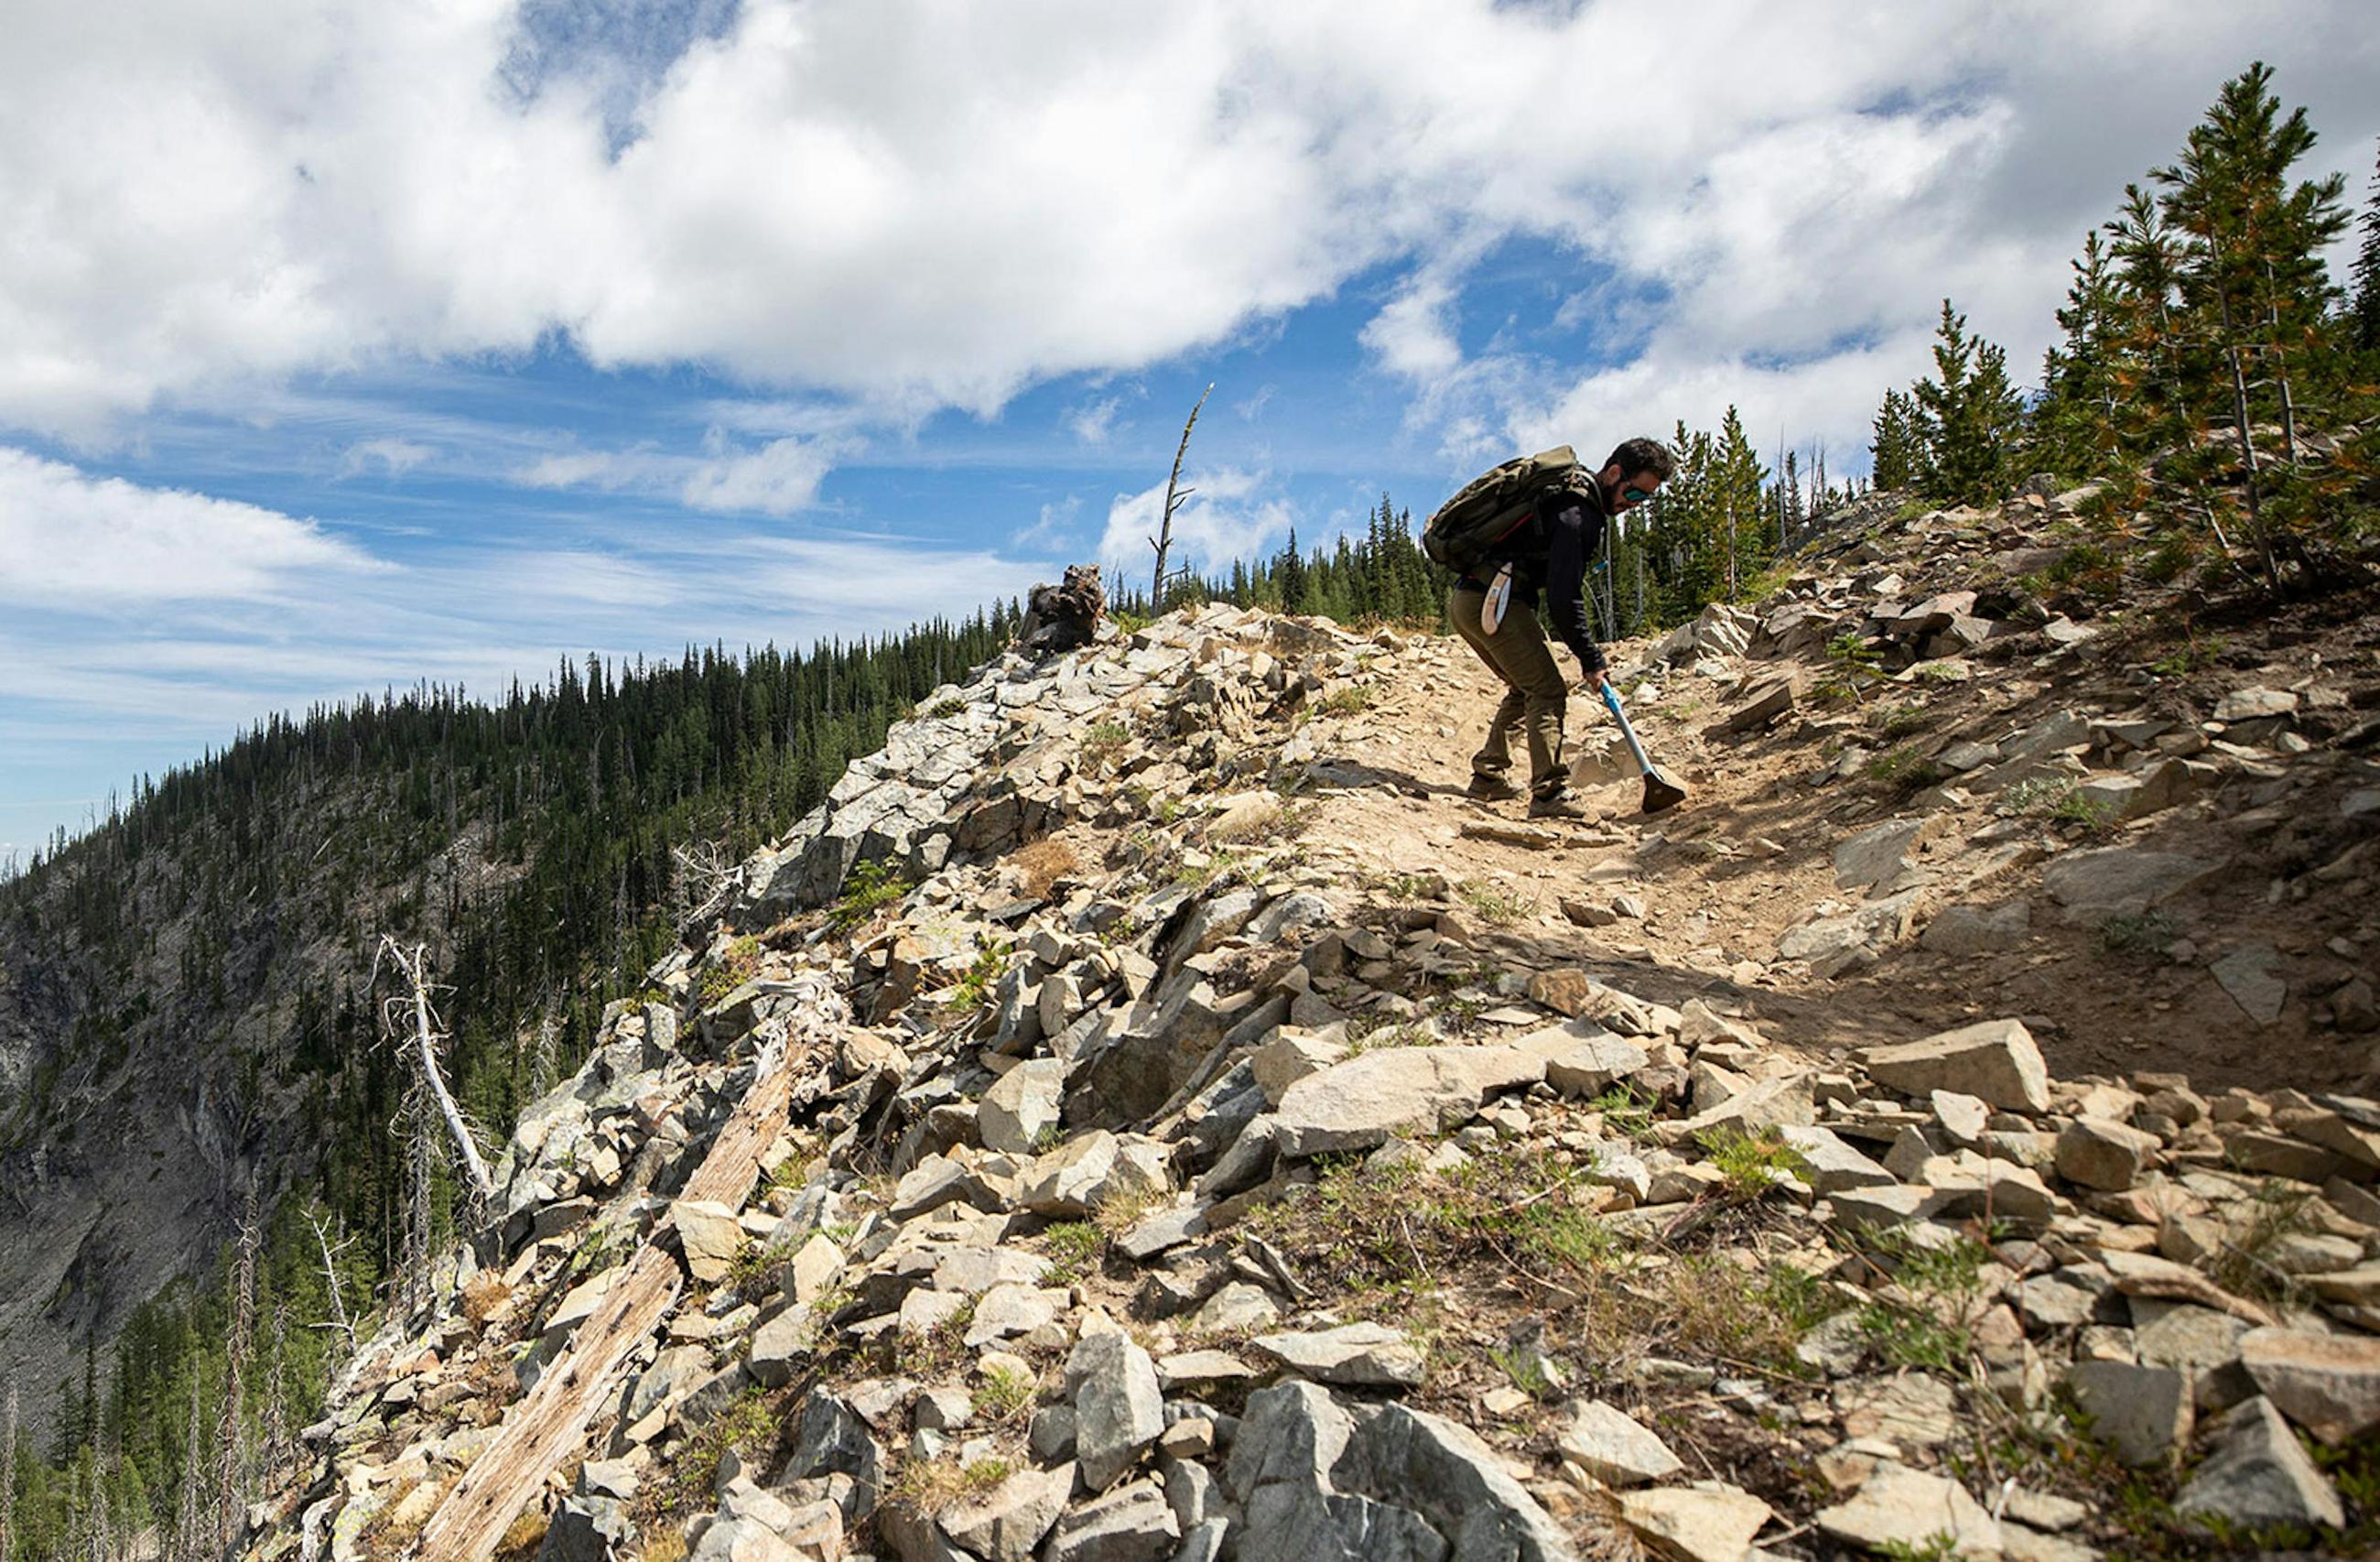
[1272, 1047, 1544, 1158]
[1863, 1019, 2050, 1114]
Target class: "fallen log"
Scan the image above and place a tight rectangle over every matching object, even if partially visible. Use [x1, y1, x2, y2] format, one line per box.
[416, 974, 846, 1561]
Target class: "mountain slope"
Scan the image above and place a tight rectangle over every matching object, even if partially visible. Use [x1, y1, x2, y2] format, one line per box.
[221, 498, 2380, 1562]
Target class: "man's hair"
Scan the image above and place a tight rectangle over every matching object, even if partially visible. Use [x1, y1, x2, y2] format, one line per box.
[1603, 437, 1675, 482]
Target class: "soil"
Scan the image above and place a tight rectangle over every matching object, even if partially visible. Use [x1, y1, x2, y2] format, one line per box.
[1272, 591, 2380, 1096]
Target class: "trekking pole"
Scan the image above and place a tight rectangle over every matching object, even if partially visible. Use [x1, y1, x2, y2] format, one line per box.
[1600, 684, 1687, 815]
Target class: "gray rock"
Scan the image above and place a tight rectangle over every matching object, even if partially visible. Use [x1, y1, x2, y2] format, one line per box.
[775, 1393, 882, 1523]
[2241, 1326, 2380, 1443]
[1553, 1400, 1682, 1486]
[1071, 1329, 1166, 1491]
[1836, 818, 1929, 891]
[1921, 901, 2032, 956]
[2055, 1117, 2160, 1192]
[2042, 848, 2216, 920]
[1021, 1131, 1173, 1216]
[1272, 1047, 1543, 1158]
[1044, 1479, 1181, 1562]
[1344, 1404, 1575, 1562]
[538, 1495, 633, 1562]
[2174, 1395, 2345, 1531]
[2210, 946, 2287, 1025]
[1864, 1018, 2050, 1113]
[1250, 1323, 1426, 1389]
[938, 1461, 1076, 1562]
[2067, 1361, 2191, 1466]
[747, 1302, 817, 1389]
[1615, 1484, 1772, 1562]
[1779, 1125, 1896, 1193]
[1814, 1461, 2001, 1560]
[980, 1058, 1067, 1155]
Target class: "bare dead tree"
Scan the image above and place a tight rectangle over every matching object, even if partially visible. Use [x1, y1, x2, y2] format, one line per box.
[530, 999, 563, 1099]
[304, 1209, 358, 1355]
[401, 1084, 436, 1317]
[174, 1376, 205, 1562]
[376, 937, 496, 1206]
[0, 1378, 15, 1562]
[672, 839, 738, 929]
[262, 1302, 291, 1486]
[214, 1180, 260, 1555]
[1149, 383, 1213, 610]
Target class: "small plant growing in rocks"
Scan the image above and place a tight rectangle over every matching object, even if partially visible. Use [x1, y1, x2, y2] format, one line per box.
[2096, 909, 2177, 959]
[826, 858, 913, 933]
[2050, 790, 2116, 834]
[1704, 1130, 1809, 1199]
[1039, 1220, 1105, 1285]
[1821, 632, 1885, 703]
[976, 1362, 1037, 1425]
[1865, 744, 1944, 793]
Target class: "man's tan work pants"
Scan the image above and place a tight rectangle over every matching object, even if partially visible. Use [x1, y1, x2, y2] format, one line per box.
[1449, 584, 1567, 798]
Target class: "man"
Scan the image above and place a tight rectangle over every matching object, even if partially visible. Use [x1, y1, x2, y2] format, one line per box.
[1449, 436, 1673, 819]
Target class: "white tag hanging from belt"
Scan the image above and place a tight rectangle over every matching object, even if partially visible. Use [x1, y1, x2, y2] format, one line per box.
[1481, 562, 1514, 635]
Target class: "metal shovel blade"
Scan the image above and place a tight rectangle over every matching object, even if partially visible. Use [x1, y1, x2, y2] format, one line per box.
[1600, 683, 1689, 815]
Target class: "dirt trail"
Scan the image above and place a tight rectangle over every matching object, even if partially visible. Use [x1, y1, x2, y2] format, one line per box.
[1279, 619, 2380, 1095]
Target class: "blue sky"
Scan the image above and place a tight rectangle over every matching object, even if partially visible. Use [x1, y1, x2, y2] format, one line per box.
[4, 1, 2377, 865]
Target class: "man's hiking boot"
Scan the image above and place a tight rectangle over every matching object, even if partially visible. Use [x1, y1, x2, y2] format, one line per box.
[1466, 774, 1524, 803]
[1526, 790, 1590, 821]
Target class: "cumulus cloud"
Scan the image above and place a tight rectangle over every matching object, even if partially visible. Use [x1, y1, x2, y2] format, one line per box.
[679, 435, 847, 516]
[7, 1, 2371, 452]
[1098, 467, 1293, 584]
[0, 446, 381, 602]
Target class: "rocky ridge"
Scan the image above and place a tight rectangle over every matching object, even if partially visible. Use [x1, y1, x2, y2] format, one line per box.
[249, 494, 2380, 1561]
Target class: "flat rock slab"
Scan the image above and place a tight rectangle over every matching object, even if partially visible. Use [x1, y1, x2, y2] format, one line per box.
[2068, 1361, 2191, 1466]
[1864, 1018, 2049, 1113]
[1816, 1461, 2003, 1560]
[2209, 946, 2288, 1025]
[2041, 847, 2217, 920]
[1554, 1400, 1682, 1486]
[1251, 1323, 1426, 1388]
[1617, 1482, 1773, 1562]
[2242, 1326, 2380, 1443]
[2175, 1394, 2345, 1531]
[1273, 1046, 1543, 1157]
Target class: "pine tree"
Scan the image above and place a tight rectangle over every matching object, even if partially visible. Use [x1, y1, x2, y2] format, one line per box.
[1277, 528, 1308, 613]
[1870, 389, 1919, 490]
[2034, 232, 2125, 476]
[1909, 299, 2025, 505]
[2153, 60, 2352, 582]
[1710, 406, 1771, 599]
[2350, 139, 2380, 355]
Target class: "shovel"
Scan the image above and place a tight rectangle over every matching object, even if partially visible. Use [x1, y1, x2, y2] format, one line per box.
[1600, 684, 1688, 814]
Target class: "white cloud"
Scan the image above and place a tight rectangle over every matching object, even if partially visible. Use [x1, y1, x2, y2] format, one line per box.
[679, 435, 847, 516]
[1098, 467, 1293, 585]
[1360, 272, 1463, 379]
[512, 430, 853, 515]
[1013, 495, 1080, 552]
[1066, 396, 1121, 445]
[7, 1, 2370, 450]
[0, 446, 382, 602]
[336, 437, 434, 478]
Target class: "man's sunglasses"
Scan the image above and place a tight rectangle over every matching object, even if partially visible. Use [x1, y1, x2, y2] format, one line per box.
[1620, 485, 1659, 505]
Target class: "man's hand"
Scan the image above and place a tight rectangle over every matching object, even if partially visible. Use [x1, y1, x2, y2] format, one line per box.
[1579, 667, 1609, 696]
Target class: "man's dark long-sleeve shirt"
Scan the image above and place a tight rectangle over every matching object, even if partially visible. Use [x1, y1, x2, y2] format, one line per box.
[1460, 484, 1609, 673]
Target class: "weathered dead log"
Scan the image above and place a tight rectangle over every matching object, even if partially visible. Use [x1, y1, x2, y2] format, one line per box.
[415, 974, 846, 1562]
